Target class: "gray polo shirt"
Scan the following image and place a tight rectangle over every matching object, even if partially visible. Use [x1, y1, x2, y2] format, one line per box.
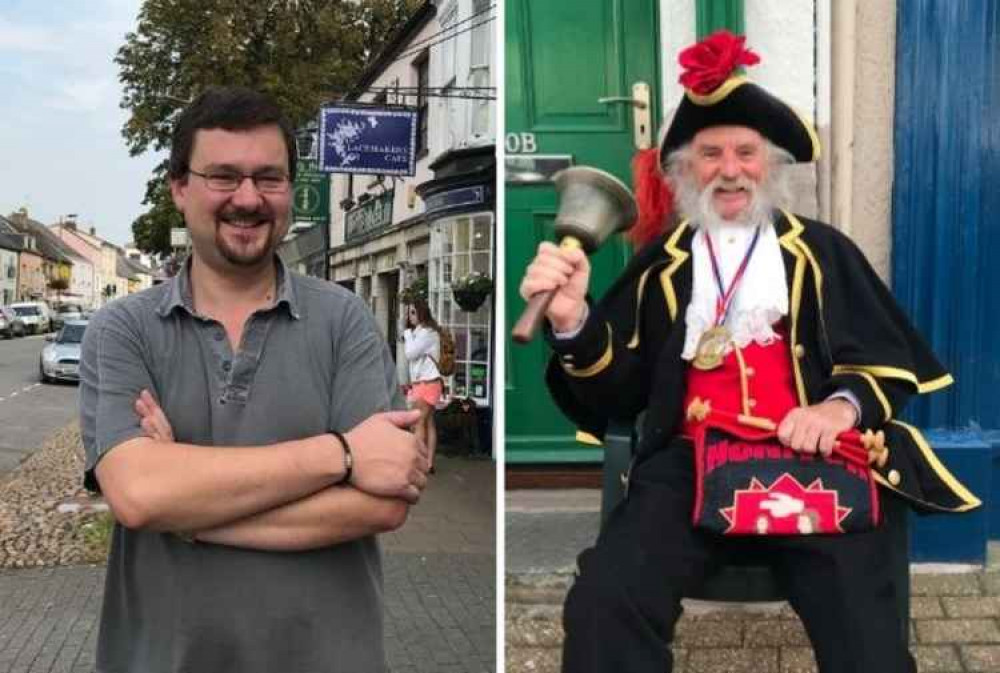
[80, 258, 401, 673]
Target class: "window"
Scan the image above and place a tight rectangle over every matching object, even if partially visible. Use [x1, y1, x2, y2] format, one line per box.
[439, 3, 458, 84]
[439, 2, 460, 148]
[469, 0, 493, 137]
[413, 53, 430, 156]
[429, 213, 494, 405]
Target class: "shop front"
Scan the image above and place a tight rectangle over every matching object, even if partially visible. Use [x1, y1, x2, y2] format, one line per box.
[417, 144, 496, 455]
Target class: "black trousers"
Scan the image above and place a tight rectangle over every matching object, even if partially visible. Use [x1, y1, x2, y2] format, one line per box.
[562, 442, 916, 673]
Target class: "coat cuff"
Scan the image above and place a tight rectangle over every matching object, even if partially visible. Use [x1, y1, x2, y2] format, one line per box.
[825, 372, 893, 428]
[544, 304, 613, 377]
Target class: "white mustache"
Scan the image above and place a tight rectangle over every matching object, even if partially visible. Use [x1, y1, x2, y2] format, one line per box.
[707, 176, 756, 195]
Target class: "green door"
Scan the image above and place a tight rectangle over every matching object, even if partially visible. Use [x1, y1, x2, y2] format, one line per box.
[505, 0, 661, 463]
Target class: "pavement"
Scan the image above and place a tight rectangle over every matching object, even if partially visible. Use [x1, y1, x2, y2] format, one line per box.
[0, 447, 496, 673]
[506, 489, 1000, 673]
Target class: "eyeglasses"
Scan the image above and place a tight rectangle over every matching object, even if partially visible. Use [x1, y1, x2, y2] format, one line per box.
[188, 168, 291, 194]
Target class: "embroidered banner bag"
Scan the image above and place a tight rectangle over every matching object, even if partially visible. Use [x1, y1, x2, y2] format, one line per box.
[689, 411, 884, 536]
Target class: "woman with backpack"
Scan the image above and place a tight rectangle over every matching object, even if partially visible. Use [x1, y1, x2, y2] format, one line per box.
[403, 300, 442, 472]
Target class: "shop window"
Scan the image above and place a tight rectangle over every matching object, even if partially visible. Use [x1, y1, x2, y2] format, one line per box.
[429, 212, 494, 405]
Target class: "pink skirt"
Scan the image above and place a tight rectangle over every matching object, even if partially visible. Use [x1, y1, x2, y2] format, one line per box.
[407, 380, 443, 406]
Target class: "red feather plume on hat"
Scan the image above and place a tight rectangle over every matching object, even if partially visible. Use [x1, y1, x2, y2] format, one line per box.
[628, 148, 673, 250]
[628, 31, 759, 250]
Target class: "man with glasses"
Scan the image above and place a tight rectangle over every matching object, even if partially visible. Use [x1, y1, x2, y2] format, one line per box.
[80, 86, 428, 673]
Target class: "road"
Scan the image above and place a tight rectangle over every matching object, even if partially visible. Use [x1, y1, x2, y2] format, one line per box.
[0, 335, 79, 475]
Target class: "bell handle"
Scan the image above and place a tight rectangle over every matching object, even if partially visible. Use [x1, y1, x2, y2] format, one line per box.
[512, 237, 583, 344]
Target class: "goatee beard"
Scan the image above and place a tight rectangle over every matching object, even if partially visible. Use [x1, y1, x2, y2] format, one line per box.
[215, 207, 277, 267]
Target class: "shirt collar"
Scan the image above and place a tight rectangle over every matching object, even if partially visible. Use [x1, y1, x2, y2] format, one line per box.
[155, 255, 302, 320]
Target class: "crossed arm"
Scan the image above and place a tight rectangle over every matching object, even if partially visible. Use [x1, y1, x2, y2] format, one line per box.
[96, 391, 425, 551]
[83, 298, 429, 552]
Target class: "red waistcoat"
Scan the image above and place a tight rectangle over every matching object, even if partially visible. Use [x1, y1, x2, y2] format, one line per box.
[682, 325, 798, 436]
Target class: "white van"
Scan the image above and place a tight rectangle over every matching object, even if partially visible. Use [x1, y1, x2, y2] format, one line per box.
[9, 301, 52, 334]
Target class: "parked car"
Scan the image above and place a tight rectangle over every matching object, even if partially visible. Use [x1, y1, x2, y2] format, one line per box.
[0, 307, 26, 338]
[40, 320, 88, 383]
[52, 302, 83, 330]
[9, 301, 52, 334]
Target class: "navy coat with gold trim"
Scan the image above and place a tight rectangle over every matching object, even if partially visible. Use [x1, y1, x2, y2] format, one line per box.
[545, 210, 980, 514]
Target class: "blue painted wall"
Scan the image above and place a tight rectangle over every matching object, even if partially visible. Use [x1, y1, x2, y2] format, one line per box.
[893, 0, 1000, 430]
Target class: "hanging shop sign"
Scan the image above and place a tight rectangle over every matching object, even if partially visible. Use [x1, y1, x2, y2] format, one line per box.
[423, 184, 492, 217]
[319, 105, 419, 176]
[292, 160, 330, 225]
[345, 190, 395, 242]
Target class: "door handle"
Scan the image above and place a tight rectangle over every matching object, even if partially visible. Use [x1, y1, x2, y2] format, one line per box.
[597, 96, 648, 109]
[597, 81, 652, 150]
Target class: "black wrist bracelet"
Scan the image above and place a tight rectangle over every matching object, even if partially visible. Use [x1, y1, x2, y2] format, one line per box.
[330, 431, 353, 485]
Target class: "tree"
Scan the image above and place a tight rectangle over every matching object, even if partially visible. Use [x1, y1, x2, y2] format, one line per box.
[117, 0, 421, 256]
[48, 277, 70, 305]
[131, 161, 183, 258]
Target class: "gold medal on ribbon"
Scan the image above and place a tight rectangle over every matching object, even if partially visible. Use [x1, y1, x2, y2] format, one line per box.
[693, 326, 731, 370]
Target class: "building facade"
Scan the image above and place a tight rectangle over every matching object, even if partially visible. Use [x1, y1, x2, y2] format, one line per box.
[6, 211, 76, 304]
[0, 217, 23, 305]
[16, 245, 45, 302]
[327, 0, 497, 438]
[50, 224, 120, 307]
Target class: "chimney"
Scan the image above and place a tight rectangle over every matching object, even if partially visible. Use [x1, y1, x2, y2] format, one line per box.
[90, 227, 96, 236]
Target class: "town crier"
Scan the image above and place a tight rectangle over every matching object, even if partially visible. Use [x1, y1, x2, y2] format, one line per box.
[518, 31, 979, 673]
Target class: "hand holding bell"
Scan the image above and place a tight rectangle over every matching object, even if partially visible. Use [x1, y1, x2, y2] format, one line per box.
[512, 167, 637, 343]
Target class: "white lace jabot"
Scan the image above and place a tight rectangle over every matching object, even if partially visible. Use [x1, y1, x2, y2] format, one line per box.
[681, 222, 789, 361]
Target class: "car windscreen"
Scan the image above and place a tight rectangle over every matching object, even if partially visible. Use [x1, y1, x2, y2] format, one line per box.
[57, 324, 87, 344]
[12, 306, 39, 316]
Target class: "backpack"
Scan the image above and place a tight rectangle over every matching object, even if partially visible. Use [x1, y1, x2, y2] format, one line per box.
[433, 327, 456, 377]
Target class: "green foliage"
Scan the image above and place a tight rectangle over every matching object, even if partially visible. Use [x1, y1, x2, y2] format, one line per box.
[400, 275, 428, 304]
[452, 271, 493, 295]
[117, 0, 422, 255]
[81, 512, 115, 562]
[131, 161, 184, 258]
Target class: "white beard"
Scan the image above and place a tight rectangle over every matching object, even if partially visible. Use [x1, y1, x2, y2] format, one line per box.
[674, 172, 777, 233]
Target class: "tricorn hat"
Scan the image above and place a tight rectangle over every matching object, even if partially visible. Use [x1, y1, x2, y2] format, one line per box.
[660, 30, 820, 164]
[629, 31, 820, 249]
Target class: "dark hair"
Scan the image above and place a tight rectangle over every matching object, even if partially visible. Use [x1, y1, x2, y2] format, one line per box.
[168, 86, 297, 181]
[407, 299, 439, 330]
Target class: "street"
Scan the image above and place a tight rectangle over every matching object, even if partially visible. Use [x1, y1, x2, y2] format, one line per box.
[0, 335, 79, 475]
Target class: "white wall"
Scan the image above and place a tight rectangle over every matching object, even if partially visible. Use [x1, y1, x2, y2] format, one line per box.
[658, 1, 696, 125]
[68, 259, 94, 306]
[0, 249, 17, 304]
[745, 1, 816, 120]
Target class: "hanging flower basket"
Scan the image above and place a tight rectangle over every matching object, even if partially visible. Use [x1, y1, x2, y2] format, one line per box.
[400, 276, 428, 305]
[451, 272, 493, 312]
[453, 289, 489, 312]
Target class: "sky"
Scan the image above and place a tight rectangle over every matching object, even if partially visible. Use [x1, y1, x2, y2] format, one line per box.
[0, 0, 162, 246]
